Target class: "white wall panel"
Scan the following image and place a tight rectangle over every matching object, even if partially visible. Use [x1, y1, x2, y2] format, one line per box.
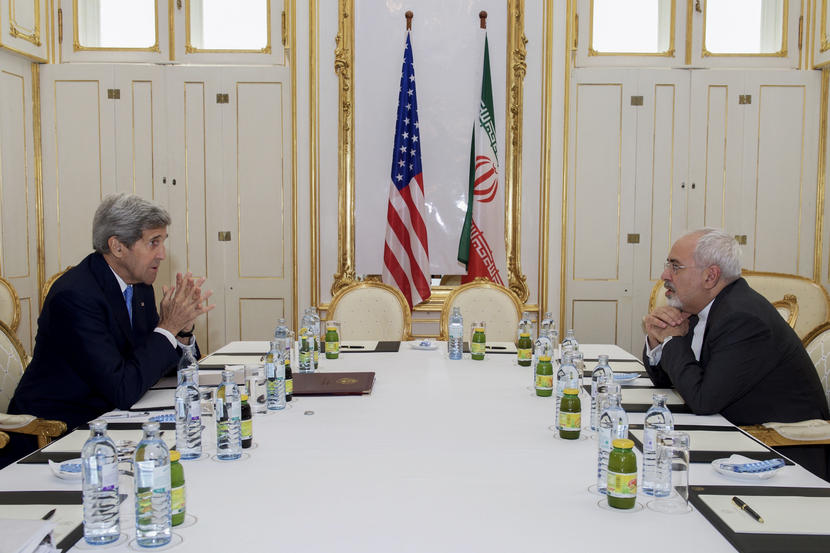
[240, 298, 285, 341]
[572, 299, 617, 344]
[0, 69, 30, 278]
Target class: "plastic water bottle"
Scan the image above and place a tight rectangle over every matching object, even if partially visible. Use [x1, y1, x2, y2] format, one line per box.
[448, 306, 463, 360]
[518, 311, 533, 342]
[274, 317, 290, 342]
[308, 307, 321, 370]
[540, 311, 555, 339]
[82, 420, 120, 545]
[555, 351, 580, 430]
[560, 328, 579, 359]
[265, 340, 286, 410]
[216, 369, 242, 460]
[596, 384, 628, 494]
[642, 392, 674, 496]
[590, 355, 614, 431]
[298, 323, 315, 373]
[175, 367, 202, 459]
[134, 421, 171, 547]
[177, 343, 199, 386]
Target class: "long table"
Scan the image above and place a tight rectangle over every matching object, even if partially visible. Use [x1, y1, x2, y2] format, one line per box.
[1, 342, 828, 552]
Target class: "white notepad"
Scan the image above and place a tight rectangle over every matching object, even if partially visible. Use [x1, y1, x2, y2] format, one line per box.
[130, 389, 175, 410]
[213, 341, 270, 354]
[0, 504, 83, 547]
[699, 495, 830, 535]
[622, 388, 685, 405]
[43, 428, 175, 452]
[198, 354, 264, 367]
[630, 429, 768, 452]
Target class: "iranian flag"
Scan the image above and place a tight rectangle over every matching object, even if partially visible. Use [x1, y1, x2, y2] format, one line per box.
[457, 33, 505, 285]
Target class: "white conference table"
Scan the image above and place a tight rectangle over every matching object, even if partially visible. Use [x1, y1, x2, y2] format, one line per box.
[1, 342, 828, 553]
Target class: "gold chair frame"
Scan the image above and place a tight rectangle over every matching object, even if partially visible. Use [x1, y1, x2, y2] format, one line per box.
[327, 281, 412, 341]
[0, 276, 20, 332]
[41, 265, 72, 305]
[771, 294, 799, 329]
[439, 277, 524, 340]
[0, 430, 8, 449]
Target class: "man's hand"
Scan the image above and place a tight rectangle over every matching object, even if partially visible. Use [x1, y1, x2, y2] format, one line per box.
[642, 306, 692, 349]
[158, 272, 216, 336]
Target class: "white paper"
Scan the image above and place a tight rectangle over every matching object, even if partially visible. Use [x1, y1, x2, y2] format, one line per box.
[699, 495, 830, 535]
[631, 429, 768, 452]
[130, 389, 175, 410]
[213, 341, 270, 355]
[198, 354, 265, 367]
[622, 388, 685, 405]
[577, 344, 639, 361]
[43, 429, 175, 453]
[0, 505, 82, 551]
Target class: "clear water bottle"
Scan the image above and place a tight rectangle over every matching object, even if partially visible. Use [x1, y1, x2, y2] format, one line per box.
[540, 311, 556, 340]
[308, 307, 321, 370]
[555, 351, 580, 430]
[298, 324, 315, 373]
[596, 384, 628, 494]
[274, 317, 290, 342]
[265, 340, 286, 410]
[82, 420, 120, 545]
[642, 392, 675, 496]
[134, 421, 171, 547]
[177, 343, 199, 386]
[216, 369, 242, 460]
[448, 306, 463, 360]
[560, 328, 579, 359]
[518, 311, 533, 342]
[175, 367, 202, 459]
[590, 355, 614, 431]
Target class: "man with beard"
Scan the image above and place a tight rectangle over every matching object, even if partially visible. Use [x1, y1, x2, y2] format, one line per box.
[643, 228, 829, 479]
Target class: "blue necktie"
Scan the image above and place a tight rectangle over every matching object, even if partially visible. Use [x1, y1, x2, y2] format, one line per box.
[124, 285, 133, 326]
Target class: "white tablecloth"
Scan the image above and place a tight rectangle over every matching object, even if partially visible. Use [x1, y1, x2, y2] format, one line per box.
[1, 342, 827, 552]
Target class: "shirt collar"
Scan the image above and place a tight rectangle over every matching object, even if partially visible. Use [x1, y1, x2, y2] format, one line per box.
[696, 297, 715, 326]
[108, 265, 129, 294]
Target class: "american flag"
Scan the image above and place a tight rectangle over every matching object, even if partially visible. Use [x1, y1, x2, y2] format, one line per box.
[382, 32, 431, 309]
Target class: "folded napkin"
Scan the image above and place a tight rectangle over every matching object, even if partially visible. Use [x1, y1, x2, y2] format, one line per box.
[0, 519, 57, 553]
[763, 419, 830, 441]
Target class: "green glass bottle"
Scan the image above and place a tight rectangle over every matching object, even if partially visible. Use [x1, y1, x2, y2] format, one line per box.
[535, 354, 553, 397]
[607, 438, 637, 509]
[558, 388, 581, 439]
[517, 332, 533, 367]
[325, 324, 340, 359]
[240, 394, 252, 449]
[170, 450, 185, 526]
[471, 325, 486, 361]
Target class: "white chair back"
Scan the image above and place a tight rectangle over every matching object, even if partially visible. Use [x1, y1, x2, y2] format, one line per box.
[804, 322, 830, 410]
[328, 282, 411, 341]
[0, 320, 27, 413]
[0, 276, 20, 332]
[441, 279, 523, 342]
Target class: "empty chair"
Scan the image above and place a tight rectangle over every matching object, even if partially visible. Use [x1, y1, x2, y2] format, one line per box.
[440, 278, 523, 342]
[0, 276, 20, 332]
[772, 294, 799, 329]
[327, 282, 411, 341]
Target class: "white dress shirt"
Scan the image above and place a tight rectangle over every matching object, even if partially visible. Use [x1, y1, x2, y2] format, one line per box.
[109, 266, 178, 349]
[645, 298, 715, 364]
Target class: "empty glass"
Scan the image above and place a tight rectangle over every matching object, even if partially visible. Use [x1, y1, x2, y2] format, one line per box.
[647, 431, 692, 514]
[244, 364, 267, 415]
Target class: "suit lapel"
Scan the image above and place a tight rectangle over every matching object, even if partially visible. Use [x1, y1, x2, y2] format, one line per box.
[90, 253, 134, 345]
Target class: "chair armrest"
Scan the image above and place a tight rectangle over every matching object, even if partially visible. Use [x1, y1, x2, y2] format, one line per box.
[0, 418, 67, 448]
[0, 431, 8, 449]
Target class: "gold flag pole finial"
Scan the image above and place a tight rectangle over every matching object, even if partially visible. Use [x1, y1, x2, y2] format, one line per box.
[405, 11, 413, 31]
[480, 11, 487, 29]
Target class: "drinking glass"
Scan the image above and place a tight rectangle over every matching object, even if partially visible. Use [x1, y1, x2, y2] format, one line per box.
[198, 386, 216, 451]
[244, 364, 267, 414]
[647, 431, 692, 514]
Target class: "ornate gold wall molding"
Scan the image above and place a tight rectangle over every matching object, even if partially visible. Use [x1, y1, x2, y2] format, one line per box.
[332, 1, 529, 305]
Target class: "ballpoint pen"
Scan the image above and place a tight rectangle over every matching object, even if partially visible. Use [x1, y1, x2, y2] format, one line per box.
[732, 496, 764, 523]
[41, 508, 56, 520]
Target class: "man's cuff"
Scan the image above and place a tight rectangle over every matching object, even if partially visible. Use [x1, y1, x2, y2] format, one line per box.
[154, 327, 178, 349]
[645, 335, 672, 365]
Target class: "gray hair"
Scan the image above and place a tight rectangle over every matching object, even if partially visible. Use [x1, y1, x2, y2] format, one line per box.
[689, 227, 742, 283]
[92, 193, 171, 254]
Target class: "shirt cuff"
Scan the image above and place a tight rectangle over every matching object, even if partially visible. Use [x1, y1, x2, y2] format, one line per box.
[154, 327, 178, 349]
[645, 335, 672, 365]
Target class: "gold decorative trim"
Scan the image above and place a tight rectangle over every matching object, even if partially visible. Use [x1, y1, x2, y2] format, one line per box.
[587, 0, 676, 57]
[168, 0, 175, 61]
[289, 0, 298, 330]
[819, 69, 828, 282]
[327, 281, 412, 340]
[184, 0, 272, 55]
[822, 0, 830, 53]
[0, 42, 47, 63]
[701, 0, 788, 58]
[331, 0, 355, 296]
[536, 0, 554, 322]
[505, 0, 529, 302]
[72, 0, 161, 52]
[32, 63, 45, 308]
[560, 0, 575, 331]
[439, 277, 524, 339]
[309, 0, 320, 306]
[9, 0, 42, 46]
[772, 293, 799, 328]
[0, 276, 21, 332]
[685, 0, 692, 65]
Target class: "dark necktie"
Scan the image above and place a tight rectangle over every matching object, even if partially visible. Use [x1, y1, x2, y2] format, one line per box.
[124, 285, 133, 326]
[687, 314, 699, 334]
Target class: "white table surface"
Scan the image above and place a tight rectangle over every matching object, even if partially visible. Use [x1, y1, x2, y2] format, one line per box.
[1, 341, 827, 553]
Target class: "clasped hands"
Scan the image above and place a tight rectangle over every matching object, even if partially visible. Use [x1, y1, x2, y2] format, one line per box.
[158, 272, 215, 337]
[642, 306, 693, 349]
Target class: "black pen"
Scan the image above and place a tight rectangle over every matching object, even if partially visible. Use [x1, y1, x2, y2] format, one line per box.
[732, 496, 764, 523]
[42, 508, 56, 520]
[486, 346, 507, 350]
[342, 345, 365, 349]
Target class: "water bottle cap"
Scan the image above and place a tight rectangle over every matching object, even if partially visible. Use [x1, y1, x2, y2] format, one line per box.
[612, 438, 634, 449]
[170, 450, 181, 462]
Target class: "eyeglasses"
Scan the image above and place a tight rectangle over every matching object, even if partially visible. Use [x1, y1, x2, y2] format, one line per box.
[663, 261, 697, 274]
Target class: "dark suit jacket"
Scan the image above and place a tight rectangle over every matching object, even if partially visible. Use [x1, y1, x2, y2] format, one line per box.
[9, 252, 181, 429]
[644, 278, 830, 426]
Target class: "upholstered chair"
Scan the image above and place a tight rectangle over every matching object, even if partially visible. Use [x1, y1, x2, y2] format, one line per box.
[440, 278, 523, 342]
[0, 276, 20, 332]
[327, 282, 411, 341]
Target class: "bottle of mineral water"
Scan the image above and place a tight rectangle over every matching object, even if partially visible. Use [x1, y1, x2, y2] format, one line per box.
[448, 306, 463, 360]
[215, 370, 242, 460]
[265, 340, 286, 410]
[175, 367, 202, 459]
[540, 312, 556, 340]
[298, 324, 314, 372]
[177, 343, 199, 386]
[517, 311, 533, 342]
[82, 420, 120, 545]
[596, 385, 628, 495]
[642, 393, 674, 496]
[590, 355, 614, 431]
[555, 351, 580, 430]
[308, 307, 321, 370]
[134, 421, 171, 547]
[560, 328, 579, 359]
[274, 317, 290, 343]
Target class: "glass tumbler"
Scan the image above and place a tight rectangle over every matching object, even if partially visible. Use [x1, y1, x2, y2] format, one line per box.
[647, 430, 692, 514]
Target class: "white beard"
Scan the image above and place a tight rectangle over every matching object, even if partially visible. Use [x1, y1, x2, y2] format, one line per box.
[666, 294, 683, 310]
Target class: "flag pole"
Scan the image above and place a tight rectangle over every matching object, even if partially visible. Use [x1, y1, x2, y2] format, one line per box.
[406, 10, 412, 30]
[480, 11, 487, 29]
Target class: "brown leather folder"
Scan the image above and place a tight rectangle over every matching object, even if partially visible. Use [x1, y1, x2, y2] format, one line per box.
[292, 372, 376, 396]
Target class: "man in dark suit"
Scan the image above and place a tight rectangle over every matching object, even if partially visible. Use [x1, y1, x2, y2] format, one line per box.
[5, 193, 213, 463]
[643, 228, 829, 479]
